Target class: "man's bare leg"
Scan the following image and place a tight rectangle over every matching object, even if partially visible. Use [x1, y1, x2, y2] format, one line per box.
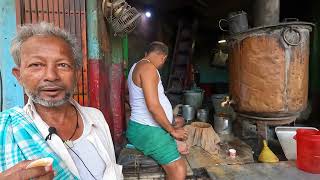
[162, 158, 186, 180]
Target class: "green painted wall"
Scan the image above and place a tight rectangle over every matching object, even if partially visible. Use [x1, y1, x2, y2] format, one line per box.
[194, 55, 228, 84]
[310, 0, 320, 93]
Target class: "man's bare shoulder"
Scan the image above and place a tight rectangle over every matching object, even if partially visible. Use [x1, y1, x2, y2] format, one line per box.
[134, 61, 157, 76]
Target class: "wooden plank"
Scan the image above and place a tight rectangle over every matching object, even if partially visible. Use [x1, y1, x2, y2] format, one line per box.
[53, 0, 59, 26]
[30, 0, 37, 23]
[63, 0, 70, 31]
[74, 0, 83, 104]
[58, 0, 64, 28]
[185, 137, 254, 170]
[120, 148, 193, 179]
[69, 0, 79, 97]
[15, 0, 88, 106]
[73, 94, 80, 104]
[15, 0, 22, 25]
[48, 0, 54, 23]
[80, 0, 88, 106]
[69, 0, 75, 35]
[24, 0, 32, 23]
[42, 0, 49, 21]
[37, 0, 43, 21]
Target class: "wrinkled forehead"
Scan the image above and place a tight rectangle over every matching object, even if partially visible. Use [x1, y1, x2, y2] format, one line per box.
[21, 36, 73, 55]
[22, 35, 71, 48]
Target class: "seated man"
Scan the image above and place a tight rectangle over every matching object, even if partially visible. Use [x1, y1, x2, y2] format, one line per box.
[126, 41, 188, 180]
[0, 22, 122, 180]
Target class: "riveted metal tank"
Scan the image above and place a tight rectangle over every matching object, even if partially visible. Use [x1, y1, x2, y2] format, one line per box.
[228, 22, 313, 118]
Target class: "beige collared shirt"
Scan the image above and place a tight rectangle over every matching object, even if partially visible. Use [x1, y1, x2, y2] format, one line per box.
[23, 98, 123, 180]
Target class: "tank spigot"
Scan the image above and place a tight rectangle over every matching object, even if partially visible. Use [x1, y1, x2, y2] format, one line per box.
[221, 96, 235, 107]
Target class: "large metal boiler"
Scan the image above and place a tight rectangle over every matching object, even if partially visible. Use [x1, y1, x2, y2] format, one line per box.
[227, 22, 313, 139]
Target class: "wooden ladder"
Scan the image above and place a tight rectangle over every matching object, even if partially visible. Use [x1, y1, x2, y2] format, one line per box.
[166, 19, 197, 106]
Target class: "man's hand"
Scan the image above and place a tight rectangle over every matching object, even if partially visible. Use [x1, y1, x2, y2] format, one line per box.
[170, 128, 188, 141]
[0, 160, 54, 180]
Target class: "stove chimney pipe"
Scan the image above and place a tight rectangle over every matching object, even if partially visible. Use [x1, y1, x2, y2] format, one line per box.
[254, 0, 280, 27]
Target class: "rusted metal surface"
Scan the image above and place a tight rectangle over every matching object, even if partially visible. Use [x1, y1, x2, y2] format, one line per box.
[228, 23, 313, 118]
[16, 0, 89, 106]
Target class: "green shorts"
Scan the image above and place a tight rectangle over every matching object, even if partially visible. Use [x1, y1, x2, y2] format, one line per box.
[126, 120, 180, 165]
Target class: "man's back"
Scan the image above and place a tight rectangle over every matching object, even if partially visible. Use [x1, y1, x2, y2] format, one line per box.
[128, 60, 173, 126]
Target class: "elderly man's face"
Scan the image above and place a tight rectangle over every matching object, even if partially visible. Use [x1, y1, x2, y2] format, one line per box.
[12, 36, 78, 107]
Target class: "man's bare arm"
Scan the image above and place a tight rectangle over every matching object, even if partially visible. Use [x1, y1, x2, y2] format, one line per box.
[140, 63, 187, 140]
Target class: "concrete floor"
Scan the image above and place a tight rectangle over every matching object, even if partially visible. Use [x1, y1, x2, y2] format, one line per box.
[206, 161, 320, 180]
[184, 138, 320, 180]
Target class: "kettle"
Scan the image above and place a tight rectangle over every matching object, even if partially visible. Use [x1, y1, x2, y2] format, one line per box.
[197, 109, 209, 122]
[214, 114, 232, 135]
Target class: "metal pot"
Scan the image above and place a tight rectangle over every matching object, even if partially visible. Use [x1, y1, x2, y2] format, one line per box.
[182, 105, 195, 123]
[183, 89, 204, 109]
[214, 114, 232, 134]
[197, 109, 209, 122]
[219, 11, 248, 34]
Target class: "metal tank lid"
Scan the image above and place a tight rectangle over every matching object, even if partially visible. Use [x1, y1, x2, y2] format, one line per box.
[229, 21, 315, 41]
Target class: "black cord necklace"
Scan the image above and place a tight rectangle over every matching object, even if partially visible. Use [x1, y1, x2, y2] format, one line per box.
[63, 106, 79, 148]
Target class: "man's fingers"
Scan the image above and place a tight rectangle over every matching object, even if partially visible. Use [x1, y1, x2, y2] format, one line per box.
[1, 160, 32, 177]
[36, 171, 54, 180]
[20, 166, 49, 179]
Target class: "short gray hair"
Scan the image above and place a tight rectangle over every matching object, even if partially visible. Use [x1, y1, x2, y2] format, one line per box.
[10, 22, 82, 69]
[146, 41, 169, 55]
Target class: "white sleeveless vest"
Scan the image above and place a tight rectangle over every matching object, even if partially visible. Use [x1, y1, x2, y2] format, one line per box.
[128, 62, 173, 127]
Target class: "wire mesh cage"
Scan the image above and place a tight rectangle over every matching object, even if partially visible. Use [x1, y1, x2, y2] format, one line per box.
[104, 0, 141, 36]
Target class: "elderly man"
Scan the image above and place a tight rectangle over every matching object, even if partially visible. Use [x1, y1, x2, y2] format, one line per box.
[0, 22, 122, 180]
[126, 41, 188, 180]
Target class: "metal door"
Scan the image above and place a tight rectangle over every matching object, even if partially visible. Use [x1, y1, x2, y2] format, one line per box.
[15, 0, 88, 106]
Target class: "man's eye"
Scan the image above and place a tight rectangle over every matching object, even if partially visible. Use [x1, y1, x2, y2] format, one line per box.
[58, 63, 70, 68]
[29, 63, 42, 67]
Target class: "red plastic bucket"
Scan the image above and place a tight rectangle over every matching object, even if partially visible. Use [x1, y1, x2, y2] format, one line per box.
[294, 129, 320, 173]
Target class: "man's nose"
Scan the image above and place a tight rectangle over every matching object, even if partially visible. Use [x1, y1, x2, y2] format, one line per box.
[44, 65, 59, 81]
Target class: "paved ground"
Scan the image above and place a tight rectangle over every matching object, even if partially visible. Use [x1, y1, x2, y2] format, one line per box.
[206, 161, 320, 180]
